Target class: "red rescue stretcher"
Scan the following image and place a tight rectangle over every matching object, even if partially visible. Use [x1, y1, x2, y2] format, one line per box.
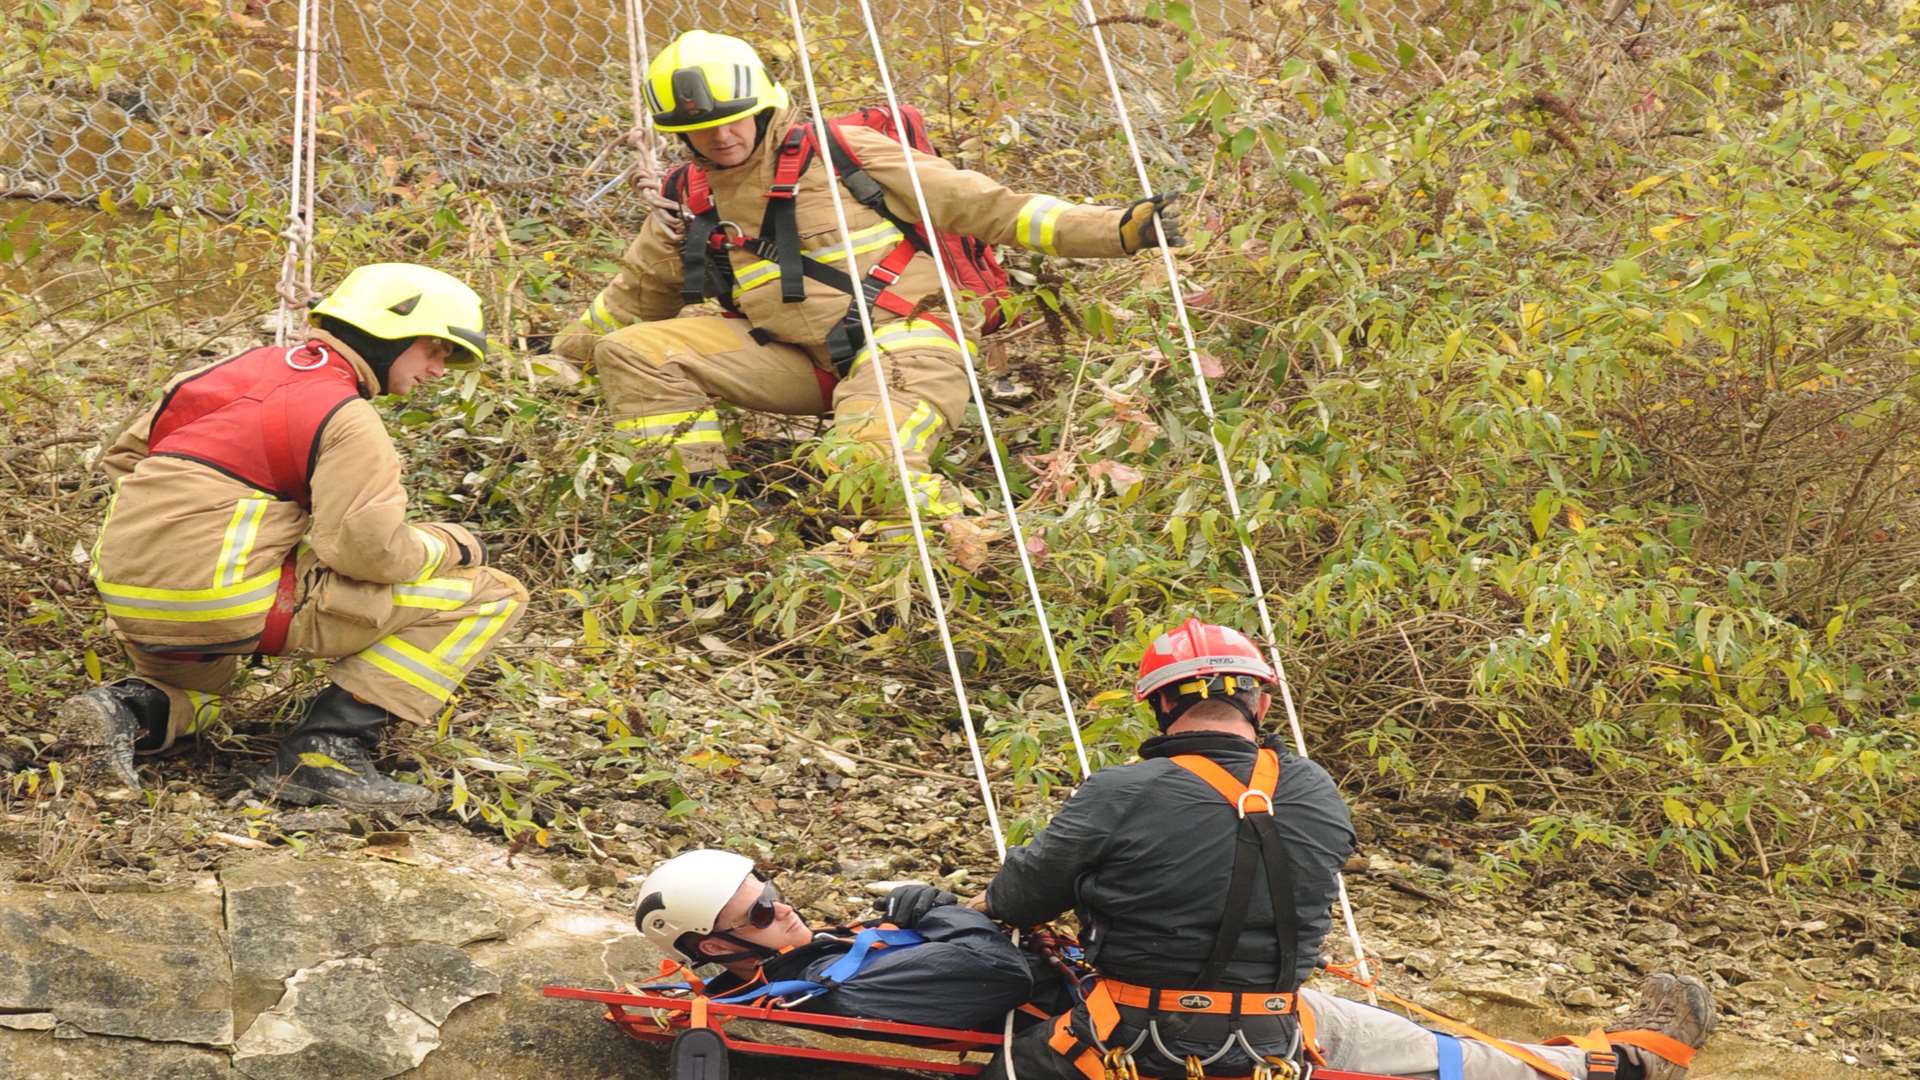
[541, 982, 1407, 1080]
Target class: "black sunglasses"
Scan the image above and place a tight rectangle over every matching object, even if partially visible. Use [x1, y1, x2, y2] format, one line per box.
[717, 877, 783, 934]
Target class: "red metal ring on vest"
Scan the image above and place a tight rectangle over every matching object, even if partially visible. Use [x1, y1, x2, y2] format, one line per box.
[285, 345, 330, 371]
[1237, 790, 1273, 818]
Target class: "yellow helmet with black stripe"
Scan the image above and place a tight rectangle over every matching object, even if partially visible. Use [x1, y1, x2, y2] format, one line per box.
[646, 31, 789, 133]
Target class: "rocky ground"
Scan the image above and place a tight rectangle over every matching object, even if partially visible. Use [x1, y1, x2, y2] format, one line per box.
[2, 710, 1914, 1079]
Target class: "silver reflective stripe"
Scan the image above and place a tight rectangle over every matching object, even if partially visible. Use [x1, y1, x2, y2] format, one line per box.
[98, 576, 280, 613]
[442, 600, 516, 667]
[396, 584, 470, 602]
[367, 641, 459, 692]
[1134, 654, 1275, 697]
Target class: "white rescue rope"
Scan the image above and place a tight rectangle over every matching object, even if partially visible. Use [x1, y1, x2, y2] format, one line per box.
[781, 0, 1007, 863]
[846, 0, 1091, 781]
[1077, 0, 1375, 992]
[273, 0, 321, 345]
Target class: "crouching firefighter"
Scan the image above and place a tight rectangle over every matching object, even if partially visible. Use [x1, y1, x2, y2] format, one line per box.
[62, 264, 529, 814]
[633, 848, 1066, 1031]
[553, 29, 1183, 522]
[976, 618, 1719, 1080]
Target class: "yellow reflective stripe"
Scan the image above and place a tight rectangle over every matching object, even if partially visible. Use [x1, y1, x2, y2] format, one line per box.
[409, 527, 447, 580]
[90, 488, 120, 574]
[362, 636, 464, 701]
[732, 259, 780, 297]
[900, 401, 944, 455]
[394, 576, 476, 611]
[100, 592, 276, 623]
[616, 408, 725, 446]
[587, 291, 623, 333]
[436, 598, 520, 669]
[847, 319, 971, 376]
[908, 472, 962, 516]
[183, 690, 222, 735]
[94, 567, 281, 603]
[213, 494, 270, 588]
[1016, 195, 1071, 255]
[806, 223, 904, 264]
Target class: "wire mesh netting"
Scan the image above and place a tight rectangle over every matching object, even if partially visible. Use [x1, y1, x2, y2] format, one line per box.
[1, 0, 1432, 220]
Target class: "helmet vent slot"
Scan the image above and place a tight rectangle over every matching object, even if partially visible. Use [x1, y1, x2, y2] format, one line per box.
[387, 295, 420, 316]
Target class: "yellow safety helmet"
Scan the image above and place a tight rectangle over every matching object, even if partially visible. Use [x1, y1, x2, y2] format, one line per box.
[646, 30, 789, 133]
[310, 263, 487, 367]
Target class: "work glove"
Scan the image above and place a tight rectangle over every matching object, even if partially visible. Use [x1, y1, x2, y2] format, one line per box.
[1118, 192, 1185, 254]
[880, 884, 958, 929]
[431, 523, 487, 569]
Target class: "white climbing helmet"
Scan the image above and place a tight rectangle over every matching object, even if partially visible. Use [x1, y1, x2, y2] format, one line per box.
[633, 849, 757, 964]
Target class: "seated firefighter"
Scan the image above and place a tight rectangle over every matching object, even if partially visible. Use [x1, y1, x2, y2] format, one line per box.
[553, 30, 1182, 520]
[62, 264, 527, 814]
[633, 848, 1064, 1030]
[975, 618, 1719, 1080]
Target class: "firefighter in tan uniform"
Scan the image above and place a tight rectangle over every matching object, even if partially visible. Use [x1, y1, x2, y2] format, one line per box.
[554, 30, 1182, 519]
[63, 264, 528, 814]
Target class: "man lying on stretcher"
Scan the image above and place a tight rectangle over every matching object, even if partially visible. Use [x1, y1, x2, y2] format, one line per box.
[633, 847, 1066, 1031]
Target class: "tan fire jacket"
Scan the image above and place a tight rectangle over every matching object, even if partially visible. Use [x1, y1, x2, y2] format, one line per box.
[90, 329, 484, 650]
[555, 104, 1134, 364]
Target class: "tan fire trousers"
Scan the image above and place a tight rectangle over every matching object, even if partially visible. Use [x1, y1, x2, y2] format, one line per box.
[593, 315, 972, 515]
[120, 548, 528, 749]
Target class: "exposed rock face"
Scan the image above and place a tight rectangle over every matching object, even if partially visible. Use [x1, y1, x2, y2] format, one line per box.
[221, 857, 518, 1030]
[0, 852, 667, 1080]
[0, 876, 232, 1046]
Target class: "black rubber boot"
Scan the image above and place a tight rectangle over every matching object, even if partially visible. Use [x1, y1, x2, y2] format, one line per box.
[266, 684, 436, 814]
[60, 678, 169, 789]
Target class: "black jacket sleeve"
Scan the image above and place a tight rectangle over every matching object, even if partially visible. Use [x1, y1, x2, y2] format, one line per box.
[803, 906, 1037, 1030]
[984, 769, 1133, 928]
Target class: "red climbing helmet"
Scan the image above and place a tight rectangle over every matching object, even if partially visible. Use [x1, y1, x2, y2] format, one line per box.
[1135, 618, 1276, 726]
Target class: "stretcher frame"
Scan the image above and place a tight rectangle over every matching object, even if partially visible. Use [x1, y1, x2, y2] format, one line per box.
[542, 983, 1409, 1079]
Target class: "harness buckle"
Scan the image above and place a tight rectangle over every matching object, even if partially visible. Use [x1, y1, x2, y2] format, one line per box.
[1236, 790, 1273, 818]
[767, 182, 800, 199]
[868, 263, 902, 286]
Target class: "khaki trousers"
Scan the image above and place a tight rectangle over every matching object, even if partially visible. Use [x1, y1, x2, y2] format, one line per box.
[592, 315, 972, 515]
[121, 549, 527, 749]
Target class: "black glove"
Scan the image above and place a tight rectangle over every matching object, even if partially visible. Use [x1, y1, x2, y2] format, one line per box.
[881, 884, 957, 929]
[1118, 192, 1185, 253]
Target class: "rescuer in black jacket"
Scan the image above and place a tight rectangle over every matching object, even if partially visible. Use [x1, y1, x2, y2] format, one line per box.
[973, 618, 1720, 1080]
[977, 617, 1352, 1078]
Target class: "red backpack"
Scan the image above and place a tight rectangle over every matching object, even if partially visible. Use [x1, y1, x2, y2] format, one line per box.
[661, 104, 1014, 372]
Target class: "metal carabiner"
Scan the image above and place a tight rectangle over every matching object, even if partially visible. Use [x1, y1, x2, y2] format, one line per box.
[712, 220, 748, 248]
[285, 344, 329, 371]
[1252, 1057, 1300, 1080]
[1100, 1047, 1140, 1080]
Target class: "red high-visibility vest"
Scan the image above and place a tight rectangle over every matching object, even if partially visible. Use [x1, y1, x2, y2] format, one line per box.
[147, 340, 366, 510]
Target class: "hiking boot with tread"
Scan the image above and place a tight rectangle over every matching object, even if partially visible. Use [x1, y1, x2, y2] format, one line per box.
[59, 678, 168, 790]
[1609, 972, 1718, 1080]
[265, 684, 436, 815]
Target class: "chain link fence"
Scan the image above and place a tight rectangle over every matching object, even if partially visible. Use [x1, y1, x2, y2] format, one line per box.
[0, 0, 1373, 220]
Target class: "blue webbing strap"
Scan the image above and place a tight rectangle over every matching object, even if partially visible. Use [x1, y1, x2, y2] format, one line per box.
[710, 928, 925, 1006]
[1434, 1032, 1465, 1080]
